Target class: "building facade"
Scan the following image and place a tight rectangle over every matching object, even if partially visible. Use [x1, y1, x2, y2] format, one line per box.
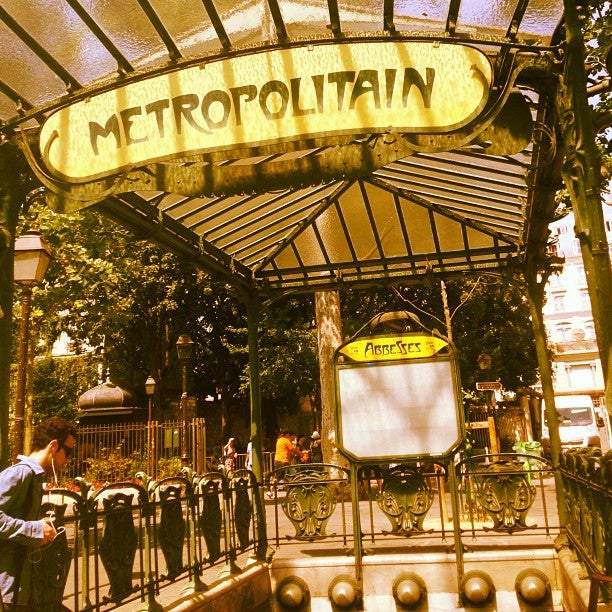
[542, 205, 612, 412]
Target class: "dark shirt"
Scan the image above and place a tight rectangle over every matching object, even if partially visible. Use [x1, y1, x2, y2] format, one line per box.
[310, 441, 323, 463]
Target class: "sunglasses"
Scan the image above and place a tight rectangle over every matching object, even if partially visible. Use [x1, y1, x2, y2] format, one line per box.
[58, 442, 75, 458]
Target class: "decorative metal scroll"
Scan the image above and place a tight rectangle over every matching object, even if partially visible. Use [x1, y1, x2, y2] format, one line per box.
[472, 460, 536, 533]
[99, 492, 138, 601]
[560, 448, 611, 588]
[197, 474, 224, 563]
[158, 484, 185, 578]
[276, 466, 339, 540]
[377, 466, 434, 536]
[230, 470, 254, 550]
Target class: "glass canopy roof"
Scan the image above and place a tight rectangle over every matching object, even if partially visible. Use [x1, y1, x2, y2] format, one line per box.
[0, 0, 570, 298]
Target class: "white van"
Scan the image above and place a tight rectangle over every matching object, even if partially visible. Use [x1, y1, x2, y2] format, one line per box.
[541, 395, 605, 451]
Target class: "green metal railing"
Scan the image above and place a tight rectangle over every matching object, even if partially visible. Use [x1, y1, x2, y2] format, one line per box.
[31, 449, 610, 610]
[559, 447, 612, 603]
[39, 468, 262, 611]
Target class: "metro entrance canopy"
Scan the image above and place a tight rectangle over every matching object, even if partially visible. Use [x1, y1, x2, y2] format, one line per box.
[0, 0, 587, 298]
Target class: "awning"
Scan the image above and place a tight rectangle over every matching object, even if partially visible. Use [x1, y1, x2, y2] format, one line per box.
[0, 1, 570, 297]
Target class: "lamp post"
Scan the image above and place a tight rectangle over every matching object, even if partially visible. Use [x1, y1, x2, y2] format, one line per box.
[176, 334, 194, 464]
[12, 231, 53, 460]
[145, 375, 156, 476]
[477, 352, 492, 371]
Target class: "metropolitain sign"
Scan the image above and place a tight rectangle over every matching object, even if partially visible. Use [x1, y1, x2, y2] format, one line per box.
[39, 41, 492, 183]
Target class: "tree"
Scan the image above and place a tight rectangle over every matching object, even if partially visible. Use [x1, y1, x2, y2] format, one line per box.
[584, 1, 611, 146]
[17, 205, 241, 418]
[32, 355, 98, 422]
[16, 207, 318, 435]
[340, 277, 539, 396]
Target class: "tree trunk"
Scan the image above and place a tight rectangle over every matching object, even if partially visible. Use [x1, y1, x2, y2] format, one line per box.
[315, 290, 348, 468]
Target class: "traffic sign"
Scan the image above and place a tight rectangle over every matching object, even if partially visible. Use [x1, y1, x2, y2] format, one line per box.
[476, 382, 502, 391]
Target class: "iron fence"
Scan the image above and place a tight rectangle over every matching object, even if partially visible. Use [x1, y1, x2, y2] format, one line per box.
[27, 447, 611, 610]
[40, 468, 262, 611]
[36, 453, 565, 611]
[559, 447, 612, 602]
[66, 419, 208, 482]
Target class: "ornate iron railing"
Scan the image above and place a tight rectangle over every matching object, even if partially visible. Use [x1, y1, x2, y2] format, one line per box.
[264, 456, 560, 556]
[31, 452, 591, 610]
[558, 447, 612, 603]
[39, 468, 262, 611]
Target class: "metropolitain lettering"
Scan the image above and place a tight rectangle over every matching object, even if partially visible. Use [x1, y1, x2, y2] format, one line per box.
[89, 67, 435, 155]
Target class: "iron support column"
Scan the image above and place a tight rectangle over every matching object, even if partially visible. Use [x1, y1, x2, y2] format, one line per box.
[561, 0, 612, 415]
[245, 294, 269, 559]
[525, 262, 569, 525]
[0, 142, 28, 470]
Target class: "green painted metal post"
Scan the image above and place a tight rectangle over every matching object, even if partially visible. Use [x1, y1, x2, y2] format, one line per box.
[245, 295, 269, 560]
[139, 499, 163, 611]
[0, 142, 28, 470]
[350, 464, 364, 585]
[525, 262, 570, 525]
[448, 462, 465, 593]
[561, 0, 612, 415]
[183, 481, 207, 594]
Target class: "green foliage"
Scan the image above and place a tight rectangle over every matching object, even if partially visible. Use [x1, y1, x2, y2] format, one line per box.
[18, 204, 250, 414]
[341, 278, 539, 395]
[16, 199, 322, 425]
[16, 199, 539, 431]
[583, 2, 611, 152]
[247, 296, 319, 404]
[32, 354, 98, 422]
[84, 448, 147, 483]
[156, 456, 184, 479]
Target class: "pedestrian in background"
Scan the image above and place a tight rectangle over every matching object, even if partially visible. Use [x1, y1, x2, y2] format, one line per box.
[0, 416, 76, 610]
[294, 433, 308, 463]
[222, 437, 237, 473]
[246, 437, 253, 471]
[273, 430, 295, 471]
[310, 431, 323, 463]
[267, 430, 298, 497]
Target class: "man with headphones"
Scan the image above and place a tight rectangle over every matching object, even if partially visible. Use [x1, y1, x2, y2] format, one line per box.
[0, 416, 76, 610]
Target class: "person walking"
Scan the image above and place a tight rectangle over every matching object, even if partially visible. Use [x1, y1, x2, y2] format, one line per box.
[274, 430, 299, 471]
[310, 431, 323, 463]
[245, 437, 253, 472]
[294, 433, 308, 464]
[267, 430, 297, 497]
[0, 416, 76, 610]
[222, 437, 237, 473]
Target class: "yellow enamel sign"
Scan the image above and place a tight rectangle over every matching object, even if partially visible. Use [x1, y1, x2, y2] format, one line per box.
[39, 41, 491, 182]
[338, 334, 449, 362]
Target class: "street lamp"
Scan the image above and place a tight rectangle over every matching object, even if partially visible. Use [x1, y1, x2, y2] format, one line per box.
[176, 334, 194, 463]
[477, 352, 492, 371]
[145, 375, 156, 476]
[12, 231, 53, 459]
[477, 352, 495, 410]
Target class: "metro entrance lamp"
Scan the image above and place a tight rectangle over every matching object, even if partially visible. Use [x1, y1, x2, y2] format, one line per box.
[12, 231, 53, 459]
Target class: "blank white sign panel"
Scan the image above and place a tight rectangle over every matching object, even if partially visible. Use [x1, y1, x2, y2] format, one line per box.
[337, 359, 460, 459]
